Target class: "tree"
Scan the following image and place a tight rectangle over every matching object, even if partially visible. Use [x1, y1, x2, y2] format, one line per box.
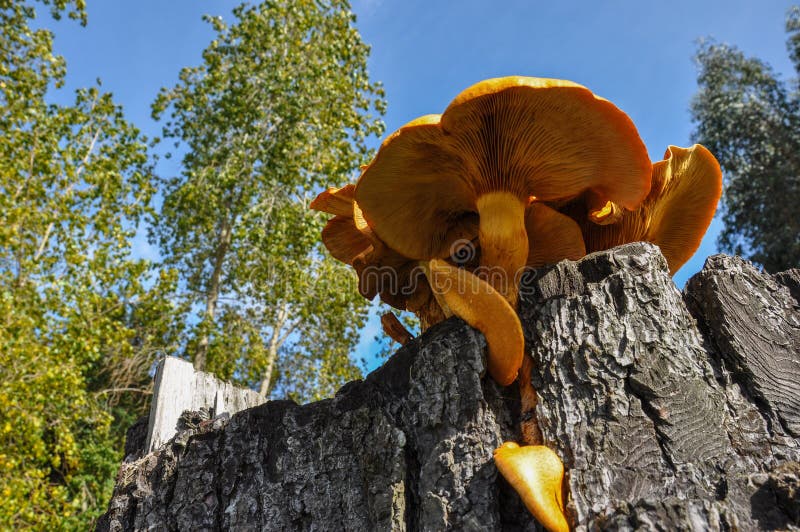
[691, 8, 800, 272]
[150, 0, 386, 401]
[0, 1, 178, 527]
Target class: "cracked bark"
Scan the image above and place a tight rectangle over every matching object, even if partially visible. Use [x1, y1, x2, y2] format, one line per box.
[98, 243, 800, 531]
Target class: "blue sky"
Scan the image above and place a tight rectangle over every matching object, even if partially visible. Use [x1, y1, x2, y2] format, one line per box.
[45, 1, 798, 369]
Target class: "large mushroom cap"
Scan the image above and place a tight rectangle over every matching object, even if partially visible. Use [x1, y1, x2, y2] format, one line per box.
[312, 185, 451, 321]
[355, 76, 651, 261]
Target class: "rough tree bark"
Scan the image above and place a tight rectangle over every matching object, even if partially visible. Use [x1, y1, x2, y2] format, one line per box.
[97, 243, 800, 531]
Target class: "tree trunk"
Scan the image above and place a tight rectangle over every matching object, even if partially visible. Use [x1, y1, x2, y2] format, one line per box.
[258, 304, 290, 397]
[97, 243, 800, 531]
[194, 216, 232, 371]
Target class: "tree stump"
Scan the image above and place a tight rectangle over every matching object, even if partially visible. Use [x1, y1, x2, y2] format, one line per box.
[97, 243, 800, 531]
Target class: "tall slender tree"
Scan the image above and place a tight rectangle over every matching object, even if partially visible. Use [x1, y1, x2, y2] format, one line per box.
[691, 7, 800, 271]
[151, 0, 385, 400]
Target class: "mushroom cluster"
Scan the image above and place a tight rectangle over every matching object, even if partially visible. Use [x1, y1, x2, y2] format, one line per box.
[311, 76, 722, 532]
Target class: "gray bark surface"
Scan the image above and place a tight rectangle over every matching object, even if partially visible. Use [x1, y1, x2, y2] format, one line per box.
[98, 243, 800, 531]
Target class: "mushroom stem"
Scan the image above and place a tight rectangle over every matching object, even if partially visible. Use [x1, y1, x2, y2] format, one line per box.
[476, 192, 529, 307]
[518, 354, 543, 445]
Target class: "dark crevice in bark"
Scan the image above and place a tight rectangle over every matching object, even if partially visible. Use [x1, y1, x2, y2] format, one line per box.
[690, 301, 784, 438]
[685, 255, 800, 439]
[213, 425, 227, 531]
[403, 442, 420, 530]
[774, 269, 800, 305]
[720, 349, 781, 438]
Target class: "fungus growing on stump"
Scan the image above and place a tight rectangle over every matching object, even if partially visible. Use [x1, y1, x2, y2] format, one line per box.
[355, 76, 651, 306]
[311, 185, 455, 335]
[525, 202, 587, 269]
[311, 76, 723, 532]
[426, 258, 523, 386]
[495, 442, 569, 532]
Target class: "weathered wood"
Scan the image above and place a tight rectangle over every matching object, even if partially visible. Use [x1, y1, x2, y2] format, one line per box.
[144, 356, 265, 454]
[775, 268, 800, 305]
[99, 323, 525, 531]
[98, 243, 800, 531]
[524, 245, 800, 530]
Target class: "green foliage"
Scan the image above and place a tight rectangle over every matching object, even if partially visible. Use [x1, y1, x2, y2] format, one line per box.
[0, 1, 178, 527]
[691, 8, 800, 271]
[151, 0, 385, 401]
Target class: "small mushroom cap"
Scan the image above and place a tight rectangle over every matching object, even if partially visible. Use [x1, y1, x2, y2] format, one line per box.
[380, 312, 413, 346]
[494, 442, 569, 532]
[355, 76, 651, 260]
[315, 194, 448, 318]
[310, 184, 356, 217]
[526, 202, 587, 269]
[565, 144, 722, 275]
[427, 258, 524, 386]
[314, 185, 372, 265]
[352, 242, 418, 308]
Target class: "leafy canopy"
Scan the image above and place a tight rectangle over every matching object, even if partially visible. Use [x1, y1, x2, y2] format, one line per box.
[691, 7, 800, 271]
[0, 1, 177, 528]
[150, 0, 386, 401]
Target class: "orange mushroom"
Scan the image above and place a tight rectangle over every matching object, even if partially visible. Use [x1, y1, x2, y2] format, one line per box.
[309, 184, 356, 217]
[525, 202, 587, 269]
[380, 312, 414, 346]
[494, 442, 569, 532]
[355, 76, 651, 307]
[560, 144, 723, 275]
[315, 79, 669, 532]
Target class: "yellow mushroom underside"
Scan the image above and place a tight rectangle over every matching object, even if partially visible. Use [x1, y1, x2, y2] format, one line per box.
[526, 203, 587, 269]
[494, 442, 569, 532]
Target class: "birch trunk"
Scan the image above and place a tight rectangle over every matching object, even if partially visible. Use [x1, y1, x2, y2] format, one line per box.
[194, 216, 232, 370]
